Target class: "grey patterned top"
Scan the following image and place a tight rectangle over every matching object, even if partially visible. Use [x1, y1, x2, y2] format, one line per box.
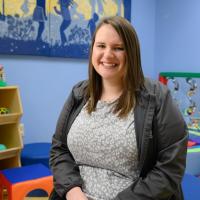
[67, 100, 139, 200]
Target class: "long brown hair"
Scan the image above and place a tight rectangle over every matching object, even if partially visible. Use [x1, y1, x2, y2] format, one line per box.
[86, 16, 144, 118]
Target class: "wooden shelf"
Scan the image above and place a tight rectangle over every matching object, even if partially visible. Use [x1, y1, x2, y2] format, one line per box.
[0, 86, 23, 125]
[0, 147, 22, 160]
[0, 123, 23, 160]
[0, 86, 23, 170]
[0, 113, 22, 125]
[0, 156, 21, 170]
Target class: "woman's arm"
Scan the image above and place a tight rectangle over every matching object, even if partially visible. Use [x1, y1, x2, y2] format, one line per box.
[115, 84, 188, 200]
[49, 89, 83, 199]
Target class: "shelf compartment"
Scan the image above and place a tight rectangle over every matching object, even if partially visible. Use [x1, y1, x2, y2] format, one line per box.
[0, 123, 23, 160]
[0, 155, 21, 170]
[0, 86, 23, 125]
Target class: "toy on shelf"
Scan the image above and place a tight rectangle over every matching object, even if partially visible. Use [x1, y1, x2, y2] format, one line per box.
[0, 144, 7, 151]
[0, 65, 7, 87]
[0, 107, 10, 115]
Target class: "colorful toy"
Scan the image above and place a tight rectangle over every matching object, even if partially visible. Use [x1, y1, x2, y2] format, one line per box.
[186, 78, 198, 96]
[0, 164, 53, 200]
[0, 64, 7, 86]
[184, 105, 196, 116]
[0, 144, 7, 151]
[187, 118, 200, 136]
[188, 140, 197, 147]
[0, 107, 10, 114]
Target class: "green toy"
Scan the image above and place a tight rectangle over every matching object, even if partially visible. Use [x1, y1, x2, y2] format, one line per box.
[0, 80, 6, 86]
[0, 107, 10, 114]
[0, 144, 7, 151]
[0, 64, 7, 87]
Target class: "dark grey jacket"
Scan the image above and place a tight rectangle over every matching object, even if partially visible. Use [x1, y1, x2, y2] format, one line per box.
[49, 78, 188, 200]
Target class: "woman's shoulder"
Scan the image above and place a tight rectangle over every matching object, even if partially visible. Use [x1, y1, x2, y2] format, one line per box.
[144, 77, 169, 97]
[72, 80, 88, 99]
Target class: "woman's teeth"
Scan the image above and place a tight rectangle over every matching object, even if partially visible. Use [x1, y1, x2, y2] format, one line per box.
[102, 63, 117, 67]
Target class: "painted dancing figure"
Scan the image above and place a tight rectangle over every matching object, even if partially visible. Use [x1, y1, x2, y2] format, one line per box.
[33, 0, 47, 41]
[54, 0, 74, 45]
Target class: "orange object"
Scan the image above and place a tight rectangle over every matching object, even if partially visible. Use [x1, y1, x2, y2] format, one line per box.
[0, 164, 53, 200]
[187, 140, 197, 147]
[159, 75, 168, 85]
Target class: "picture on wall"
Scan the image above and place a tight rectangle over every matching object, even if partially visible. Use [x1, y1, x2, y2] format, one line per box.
[0, 0, 131, 59]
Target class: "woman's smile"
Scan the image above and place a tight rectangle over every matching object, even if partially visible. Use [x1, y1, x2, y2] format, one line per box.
[100, 62, 118, 68]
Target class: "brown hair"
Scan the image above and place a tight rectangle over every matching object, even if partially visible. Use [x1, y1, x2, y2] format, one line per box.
[86, 16, 144, 118]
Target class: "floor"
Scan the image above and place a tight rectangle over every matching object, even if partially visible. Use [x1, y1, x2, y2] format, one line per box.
[24, 198, 48, 200]
[3, 193, 48, 200]
[4, 197, 48, 200]
[3, 189, 49, 199]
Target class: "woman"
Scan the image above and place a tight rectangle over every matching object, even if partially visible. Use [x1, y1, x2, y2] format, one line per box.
[49, 16, 188, 200]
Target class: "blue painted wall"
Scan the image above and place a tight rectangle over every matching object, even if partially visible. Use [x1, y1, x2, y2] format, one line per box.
[132, 0, 156, 79]
[155, 0, 200, 77]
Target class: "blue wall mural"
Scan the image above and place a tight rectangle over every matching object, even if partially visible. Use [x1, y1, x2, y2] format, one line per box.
[0, 0, 131, 58]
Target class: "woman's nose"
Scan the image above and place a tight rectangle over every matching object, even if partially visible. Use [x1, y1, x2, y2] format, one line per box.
[103, 47, 114, 58]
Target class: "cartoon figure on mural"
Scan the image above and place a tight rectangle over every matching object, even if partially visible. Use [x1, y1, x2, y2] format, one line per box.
[21, 0, 29, 15]
[113, 0, 123, 16]
[70, 2, 85, 21]
[87, 12, 99, 37]
[0, 0, 5, 21]
[33, 0, 47, 41]
[54, 0, 74, 45]
[89, 0, 104, 15]
[87, 0, 123, 38]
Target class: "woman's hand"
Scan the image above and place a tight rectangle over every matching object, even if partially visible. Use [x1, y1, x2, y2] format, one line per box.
[66, 187, 88, 200]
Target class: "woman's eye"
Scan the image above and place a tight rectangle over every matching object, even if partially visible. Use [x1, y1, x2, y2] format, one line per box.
[114, 47, 124, 51]
[97, 44, 105, 48]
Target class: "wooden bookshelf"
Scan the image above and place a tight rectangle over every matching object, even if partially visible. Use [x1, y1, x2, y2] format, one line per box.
[0, 86, 23, 169]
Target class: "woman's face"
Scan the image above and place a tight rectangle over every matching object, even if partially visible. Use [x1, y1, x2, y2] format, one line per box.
[92, 24, 126, 85]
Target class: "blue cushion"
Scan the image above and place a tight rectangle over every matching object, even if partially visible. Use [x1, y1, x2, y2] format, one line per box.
[1, 163, 52, 184]
[21, 143, 51, 168]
